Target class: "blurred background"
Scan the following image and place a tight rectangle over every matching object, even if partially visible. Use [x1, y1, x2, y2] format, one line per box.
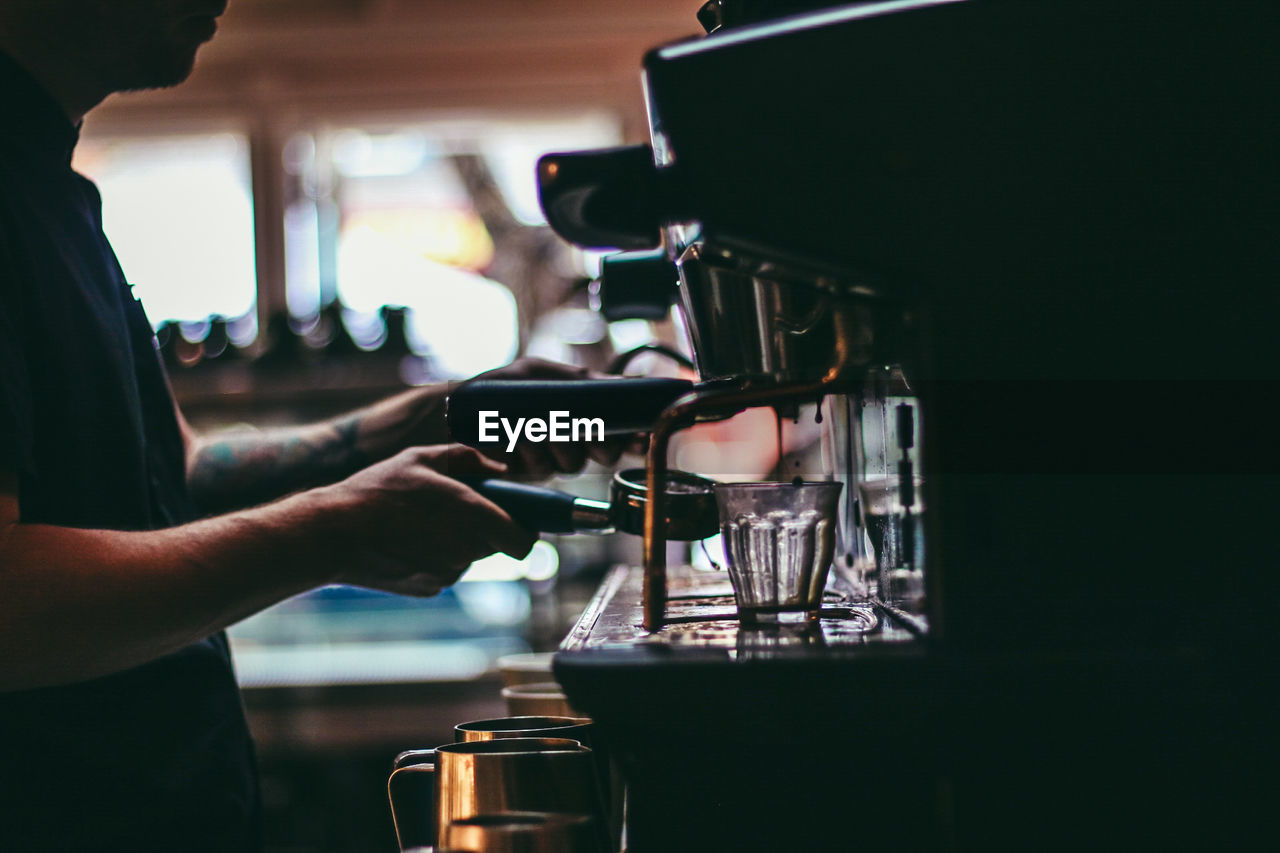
[76, 2, 701, 850]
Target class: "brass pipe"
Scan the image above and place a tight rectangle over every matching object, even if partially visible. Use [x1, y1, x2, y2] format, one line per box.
[642, 375, 859, 631]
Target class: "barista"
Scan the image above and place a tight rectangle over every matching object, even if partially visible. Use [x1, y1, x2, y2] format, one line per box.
[0, 2, 612, 848]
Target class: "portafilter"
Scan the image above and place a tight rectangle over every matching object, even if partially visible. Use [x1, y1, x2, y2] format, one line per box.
[465, 468, 719, 541]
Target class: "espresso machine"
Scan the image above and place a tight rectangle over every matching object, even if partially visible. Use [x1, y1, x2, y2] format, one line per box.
[485, 1, 1280, 849]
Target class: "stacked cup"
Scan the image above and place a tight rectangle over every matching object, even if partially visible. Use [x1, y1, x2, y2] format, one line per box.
[495, 653, 585, 718]
[388, 702, 617, 853]
[388, 652, 622, 852]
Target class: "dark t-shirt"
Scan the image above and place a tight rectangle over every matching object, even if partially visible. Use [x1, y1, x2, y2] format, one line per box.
[0, 53, 260, 849]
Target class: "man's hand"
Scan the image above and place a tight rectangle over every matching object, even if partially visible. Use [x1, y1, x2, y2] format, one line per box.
[464, 357, 630, 480]
[315, 444, 537, 596]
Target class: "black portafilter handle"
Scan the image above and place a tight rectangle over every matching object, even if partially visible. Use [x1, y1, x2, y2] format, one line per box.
[463, 479, 612, 535]
[445, 377, 695, 447]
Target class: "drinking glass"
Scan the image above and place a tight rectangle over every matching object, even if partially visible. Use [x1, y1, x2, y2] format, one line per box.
[713, 481, 842, 625]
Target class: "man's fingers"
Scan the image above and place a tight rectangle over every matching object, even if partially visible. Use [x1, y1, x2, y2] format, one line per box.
[453, 446, 509, 476]
[588, 437, 629, 467]
[547, 441, 586, 475]
[456, 482, 539, 561]
[512, 449, 554, 482]
[482, 502, 538, 560]
[420, 444, 508, 477]
[499, 525, 538, 561]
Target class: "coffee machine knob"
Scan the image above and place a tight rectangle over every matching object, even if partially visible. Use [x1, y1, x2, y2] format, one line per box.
[536, 145, 666, 251]
[593, 250, 679, 322]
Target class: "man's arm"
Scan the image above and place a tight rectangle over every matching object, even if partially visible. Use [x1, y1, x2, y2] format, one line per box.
[0, 446, 534, 693]
[183, 358, 626, 513]
[184, 385, 449, 513]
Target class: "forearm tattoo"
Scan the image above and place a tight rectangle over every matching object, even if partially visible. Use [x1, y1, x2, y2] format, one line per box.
[188, 414, 366, 513]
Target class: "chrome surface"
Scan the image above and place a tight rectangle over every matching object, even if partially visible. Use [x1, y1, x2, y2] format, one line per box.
[455, 716, 592, 744]
[610, 466, 719, 541]
[677, 242, 883, 382]
[568, 499, 613, 533]
[562, 565, 909, 652]
[452, 718, 620, 852]
[434, 738, 602, 848]
[442, 812, 600, 853]
[640, 233, 907, 628]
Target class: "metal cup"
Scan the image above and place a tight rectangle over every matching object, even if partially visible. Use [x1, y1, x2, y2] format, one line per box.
[436, 738, 602, 848]
[388, 763, 438, 851]
[389, 737, 604, 852]
[389, 719, 593, 851]
[500, 682, 582, 718]
[495, 652, 556, 688]
[454, 715, 592, 744]
[442, 812, 600, 853]
[451, 717, 620, 851]
[391, 718, 591, 773]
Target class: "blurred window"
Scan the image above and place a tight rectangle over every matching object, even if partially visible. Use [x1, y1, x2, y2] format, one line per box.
[284, 114, 620, 377]
[73, 132, 257, 329]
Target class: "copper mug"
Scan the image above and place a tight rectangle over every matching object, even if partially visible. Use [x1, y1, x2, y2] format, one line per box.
[388, 737, 604, 852]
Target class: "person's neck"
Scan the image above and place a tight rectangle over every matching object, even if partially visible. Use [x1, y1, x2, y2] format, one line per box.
[0, 37, 106, 125]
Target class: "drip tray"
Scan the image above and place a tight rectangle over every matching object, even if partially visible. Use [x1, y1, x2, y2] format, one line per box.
[641, 607, 879, 652]
[561, 565, 912, 654]
[663, 590, 850, 624]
